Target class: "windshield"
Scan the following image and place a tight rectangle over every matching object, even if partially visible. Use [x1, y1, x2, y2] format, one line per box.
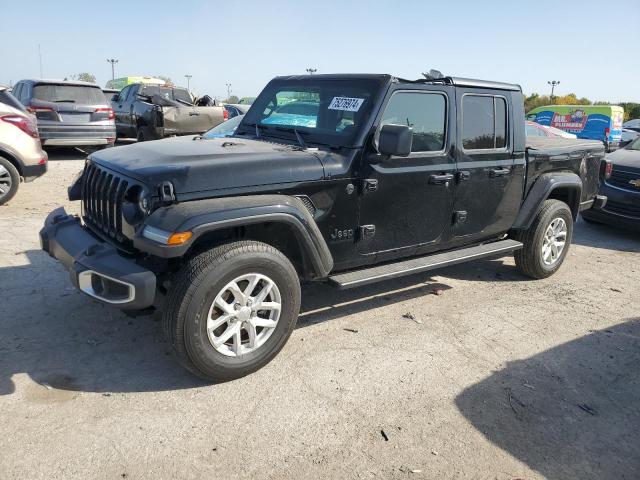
[237, 78, 383, 147]
[33, 84, 106, 104]
[203, 115, 243, 138]
[628, 137, 640, 151]
[140, 86, 192, 104]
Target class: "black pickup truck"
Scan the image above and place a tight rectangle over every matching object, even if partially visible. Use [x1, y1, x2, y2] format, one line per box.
[111, 83, 226, 141]
[41, 73, 607, 381]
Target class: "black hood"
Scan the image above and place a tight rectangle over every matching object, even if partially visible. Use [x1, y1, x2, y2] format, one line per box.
[607, 148, 640, 172]
[89, 136, 325, 195]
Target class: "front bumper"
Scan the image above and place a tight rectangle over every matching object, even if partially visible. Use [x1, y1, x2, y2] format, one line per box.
[39, 207, 156, 309]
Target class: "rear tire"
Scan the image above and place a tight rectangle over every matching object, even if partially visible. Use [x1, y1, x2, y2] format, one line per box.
[136, 126, 153, 142]
[0, 157, 20, 206]
[513, 199, 573, 279]
[163, 240, 301, 382]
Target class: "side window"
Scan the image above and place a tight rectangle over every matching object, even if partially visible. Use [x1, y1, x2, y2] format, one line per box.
[119, 86, 130, 102]
[462, 95, 508, 150]
[381, 92, 446, 152]
[12, 83, 22, 102]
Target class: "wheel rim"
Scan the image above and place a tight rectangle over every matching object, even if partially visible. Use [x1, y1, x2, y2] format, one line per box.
[206, 273, 282, 357]
[542, 217, 567, 266]
[0, 165, 12, 200]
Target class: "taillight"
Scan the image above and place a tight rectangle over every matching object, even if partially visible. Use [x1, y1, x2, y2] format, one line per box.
[95, 108, 115, 120]
[604, 127, 610, 139]
[223, 109, 229, 121]
[27, 106, 53, 114]
[0, 114, 39, 138]
[604, 161, 613, 179]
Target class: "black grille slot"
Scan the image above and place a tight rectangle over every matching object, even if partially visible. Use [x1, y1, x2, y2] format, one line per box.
[607, 168, 640, 192]
[81, 161, 134, 244]
[604, 199, 640, 218]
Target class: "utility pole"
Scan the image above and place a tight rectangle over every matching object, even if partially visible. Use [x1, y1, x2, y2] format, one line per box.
[225, 83, 232, 100]
[548, 80, 560, 99]
[184, 74, 192, 91]
[306, 68, 317, 75]
[107, 58, 119, 82]
[38, 44, 43, 78]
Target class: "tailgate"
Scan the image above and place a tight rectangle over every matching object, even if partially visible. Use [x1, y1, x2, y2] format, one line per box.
[162, 106, 225, 134]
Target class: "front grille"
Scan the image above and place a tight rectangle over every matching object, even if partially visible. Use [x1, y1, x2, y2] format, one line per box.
[82, 161, 131, 244]
[607, 168, 640, 192]
[604, 199, 640, 218]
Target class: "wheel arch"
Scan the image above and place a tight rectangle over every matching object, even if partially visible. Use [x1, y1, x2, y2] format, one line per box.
[0, 147, 24, 177]
[135, 195, 334, 280]
[511, 172, 582, 230]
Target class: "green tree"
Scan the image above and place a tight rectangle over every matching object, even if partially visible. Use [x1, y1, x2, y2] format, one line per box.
[224, 95, 239, 104]
[76, 72, 96, 83]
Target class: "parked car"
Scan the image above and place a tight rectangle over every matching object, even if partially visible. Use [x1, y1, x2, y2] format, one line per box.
[41, 73, 604, 381]
[581, 136, 640, 230]
[621, 128, 639, 147]
[222, 104, 250, 119]
[102, 88, 120, 103]
[525, 121, 577, 139]
[11, 79, 116, 148]
[0, 86, 47, 205]
[526, 105, 624, 150]
[111, 83, 227, 141]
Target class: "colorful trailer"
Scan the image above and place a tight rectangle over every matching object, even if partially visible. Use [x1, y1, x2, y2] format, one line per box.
[526, 105, 623, 149]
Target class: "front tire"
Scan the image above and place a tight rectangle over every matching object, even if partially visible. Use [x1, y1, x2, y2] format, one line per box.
[514, 199, 574, 279]
[0, 157, 20, 206]
[163, 241, 301, 382]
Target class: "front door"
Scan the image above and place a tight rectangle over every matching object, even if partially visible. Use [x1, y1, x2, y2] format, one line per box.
[358, 87, 455, 256]
[452, 91, 523, 240]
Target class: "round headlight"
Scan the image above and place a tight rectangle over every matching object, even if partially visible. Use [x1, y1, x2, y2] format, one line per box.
[122, 186, 149, 225]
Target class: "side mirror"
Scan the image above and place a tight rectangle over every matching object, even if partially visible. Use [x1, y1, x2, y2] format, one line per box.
[378, 124, 413, 157]
[111, 94, 119, 102]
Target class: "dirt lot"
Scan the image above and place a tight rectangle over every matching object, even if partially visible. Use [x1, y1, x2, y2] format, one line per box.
[1, 148, 639, 480]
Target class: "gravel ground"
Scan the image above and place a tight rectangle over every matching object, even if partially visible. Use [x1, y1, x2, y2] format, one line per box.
[1, 147, 639, 480]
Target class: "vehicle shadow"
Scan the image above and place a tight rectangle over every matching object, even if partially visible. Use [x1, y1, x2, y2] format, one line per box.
[0, 249, 452, 396]
[572, 216, 640, 253]
[455, 318, 640, 479]
[44, 147, 89, 161]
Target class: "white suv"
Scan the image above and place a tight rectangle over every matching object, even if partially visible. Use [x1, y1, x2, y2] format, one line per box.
[0, 86, 47, 205]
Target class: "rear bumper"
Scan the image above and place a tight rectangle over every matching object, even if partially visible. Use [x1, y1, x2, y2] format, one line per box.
[22, 162, 48, 182]
[39, 207, 156, 309]
[39, 124, 116, 146]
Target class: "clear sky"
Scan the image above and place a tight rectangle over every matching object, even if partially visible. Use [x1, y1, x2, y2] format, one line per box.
[1, 0, 638, 101]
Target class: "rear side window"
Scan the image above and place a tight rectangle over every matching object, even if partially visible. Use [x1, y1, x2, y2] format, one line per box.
[462, 95, 508, 150]
[32, 84, 106, 105]
[0, 90, 27, 112]
[381, 91, 446, 152]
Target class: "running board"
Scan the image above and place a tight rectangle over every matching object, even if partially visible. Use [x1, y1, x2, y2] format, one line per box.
[329, 239, 523, 289]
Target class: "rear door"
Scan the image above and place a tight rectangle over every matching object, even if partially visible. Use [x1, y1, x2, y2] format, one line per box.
[452, 90, 523, 241]
[113, 85, 132, 135]
[357, 85, 455, 256]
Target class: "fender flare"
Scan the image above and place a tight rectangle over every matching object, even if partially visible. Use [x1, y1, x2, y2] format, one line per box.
[511, 172, 582, 230]
[134, 194, 334, 278]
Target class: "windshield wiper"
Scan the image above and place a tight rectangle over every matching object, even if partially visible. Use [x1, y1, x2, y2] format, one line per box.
[273, 126, 308, 149]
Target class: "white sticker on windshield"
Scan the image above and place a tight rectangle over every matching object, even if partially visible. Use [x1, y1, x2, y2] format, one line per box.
[328, 97, 365, 112]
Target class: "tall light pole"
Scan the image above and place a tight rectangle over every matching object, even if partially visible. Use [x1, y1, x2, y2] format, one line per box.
[185, 74, 192, 91]
[225, 83, 232, 100]
[548, 80, 560, 98]
[107, 58, 118, 82]
[306, 68, 317, 75]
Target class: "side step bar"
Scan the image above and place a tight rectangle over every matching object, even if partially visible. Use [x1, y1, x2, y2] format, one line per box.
[329, 239, 523, 289]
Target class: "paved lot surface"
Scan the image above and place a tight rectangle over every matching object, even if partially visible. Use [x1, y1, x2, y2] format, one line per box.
[1, 147, 639, 480]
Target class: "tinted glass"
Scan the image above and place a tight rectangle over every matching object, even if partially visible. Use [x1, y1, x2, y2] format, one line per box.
[462, 96, 494, 149]
[32, 84, 106, 104]
[238, 78, 382, 147]
[381, 92, 446, 152]
[495, 97, 506, 147]
[140, 86, 192, 104]
[0, 90, 27, 112]
[118, 86, 130, 102]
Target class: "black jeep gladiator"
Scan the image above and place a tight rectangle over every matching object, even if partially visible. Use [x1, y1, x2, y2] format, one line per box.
[40, 74, 607, 381]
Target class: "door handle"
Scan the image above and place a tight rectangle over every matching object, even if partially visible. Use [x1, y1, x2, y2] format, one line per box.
[429, 173, 454, 185]
[489, 167, 511, 178]
[456, 171, 471, 182]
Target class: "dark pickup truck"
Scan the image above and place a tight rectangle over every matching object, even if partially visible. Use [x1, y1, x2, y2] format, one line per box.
[111, 83, 226, 141]
[41, 73, 607, 381]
